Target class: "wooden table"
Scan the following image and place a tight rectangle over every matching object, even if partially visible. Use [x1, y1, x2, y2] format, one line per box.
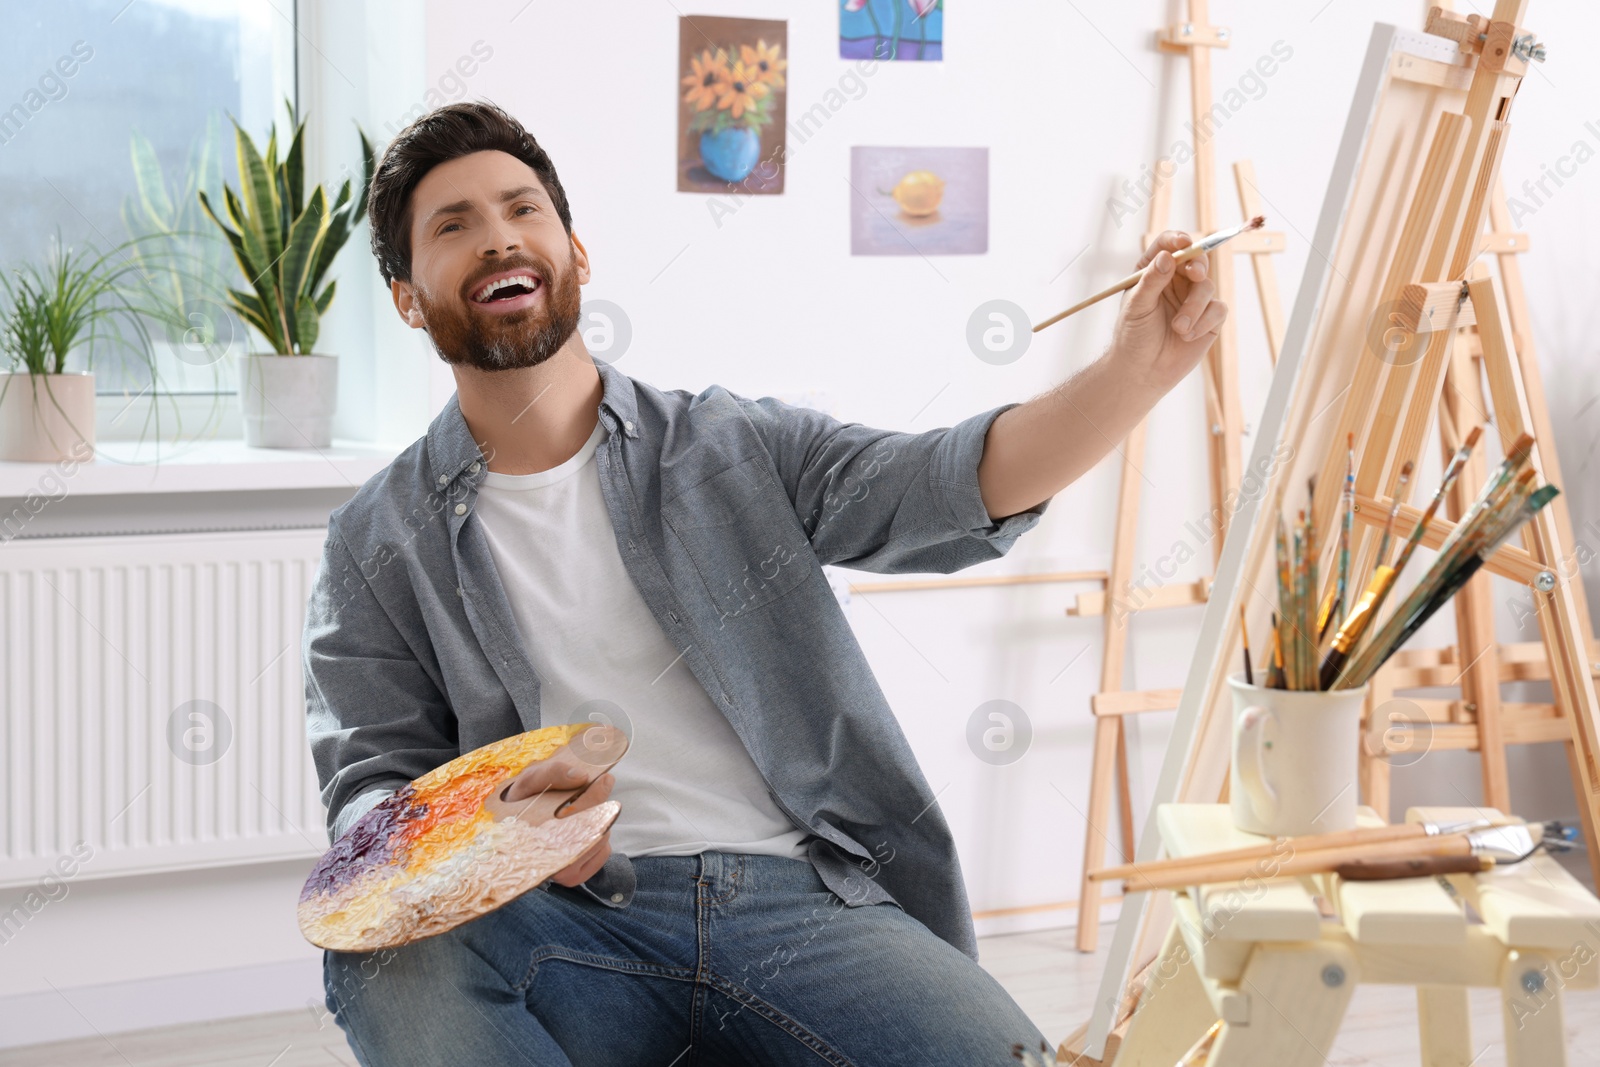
[1111, 804, 1600, 1066]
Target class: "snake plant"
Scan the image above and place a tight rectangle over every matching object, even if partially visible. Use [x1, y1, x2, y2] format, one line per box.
[198, 98, 374, 355]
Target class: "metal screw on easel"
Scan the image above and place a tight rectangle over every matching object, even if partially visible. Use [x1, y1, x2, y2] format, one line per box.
[1181, 22, 1193, 35]
[1512, 35, 1547, 63]
[1211, 423, 1223, 436]
[1217, 28, 1229, 41]
[1522, 969, 1547, 995]
[1321, 964, 1346, 988]
[1534, 570, 1556, 592]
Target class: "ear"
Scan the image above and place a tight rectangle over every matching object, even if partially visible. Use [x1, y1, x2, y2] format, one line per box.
[569, 231, 592, 286]
[391, 278, 426, 330]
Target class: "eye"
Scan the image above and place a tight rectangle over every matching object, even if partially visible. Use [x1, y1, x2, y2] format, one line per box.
[514, 204, 536, 216]
[439, 221, 463, 234]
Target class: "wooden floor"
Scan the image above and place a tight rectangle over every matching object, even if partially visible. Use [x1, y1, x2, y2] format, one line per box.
[8, 924, 1600, 1065]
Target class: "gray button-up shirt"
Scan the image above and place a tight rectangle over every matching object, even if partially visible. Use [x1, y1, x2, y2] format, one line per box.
[303, 358, 1048, 961]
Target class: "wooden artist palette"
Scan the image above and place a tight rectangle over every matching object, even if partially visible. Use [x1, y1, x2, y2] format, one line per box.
[298, 723, 627, 952]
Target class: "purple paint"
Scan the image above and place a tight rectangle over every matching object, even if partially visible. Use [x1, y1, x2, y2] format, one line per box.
[299, 785, 428, 902]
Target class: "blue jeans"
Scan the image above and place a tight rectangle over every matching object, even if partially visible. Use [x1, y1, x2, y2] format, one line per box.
[323, 851, 1050, 1066]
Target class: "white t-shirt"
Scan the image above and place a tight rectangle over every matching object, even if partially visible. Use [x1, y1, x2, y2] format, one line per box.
[473, 417, 812, 860]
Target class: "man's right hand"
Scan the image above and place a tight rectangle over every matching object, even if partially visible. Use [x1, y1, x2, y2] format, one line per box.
[500, 727, 620, 888]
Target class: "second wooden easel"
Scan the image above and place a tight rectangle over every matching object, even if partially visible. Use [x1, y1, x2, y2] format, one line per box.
[1070, 0, 1289, 953]
[1066, 4, 1600, 1059]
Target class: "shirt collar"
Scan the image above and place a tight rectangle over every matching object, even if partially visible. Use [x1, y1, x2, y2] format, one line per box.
[426, 357, 639, 491]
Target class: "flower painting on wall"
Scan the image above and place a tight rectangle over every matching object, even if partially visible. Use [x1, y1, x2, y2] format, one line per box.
[677, 16, 787, 195]
[850, 146, 988, 255]
[840, 0, 943, 62]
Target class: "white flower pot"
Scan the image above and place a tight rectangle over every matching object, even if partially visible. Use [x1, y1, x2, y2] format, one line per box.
[240, 353, 338, 449]
[0, 371, 96, 463]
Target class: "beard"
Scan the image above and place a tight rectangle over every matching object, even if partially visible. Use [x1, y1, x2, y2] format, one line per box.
[414, 246, 583, 372]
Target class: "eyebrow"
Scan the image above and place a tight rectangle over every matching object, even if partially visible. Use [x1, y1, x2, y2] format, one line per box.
[422, 185, 542, 228]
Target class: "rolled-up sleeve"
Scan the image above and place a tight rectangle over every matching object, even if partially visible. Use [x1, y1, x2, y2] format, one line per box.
[303, 530, 459, 840]
[734, 391, 1049, 574]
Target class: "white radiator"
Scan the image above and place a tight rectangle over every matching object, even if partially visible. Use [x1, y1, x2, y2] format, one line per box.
[0, 529, 331, 888]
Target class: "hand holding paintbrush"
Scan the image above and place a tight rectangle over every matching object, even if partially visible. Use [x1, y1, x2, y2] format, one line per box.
[1032, 217, 1265, 332]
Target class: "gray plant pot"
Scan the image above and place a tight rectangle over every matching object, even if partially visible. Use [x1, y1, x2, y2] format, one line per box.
[240, 353, 338, 449]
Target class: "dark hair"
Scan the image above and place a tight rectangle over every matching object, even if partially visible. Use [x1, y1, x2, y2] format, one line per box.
[366, 100, 573, 286]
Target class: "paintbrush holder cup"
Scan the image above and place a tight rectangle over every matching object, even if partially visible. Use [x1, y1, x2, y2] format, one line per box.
[1228, 675, 1370, 837]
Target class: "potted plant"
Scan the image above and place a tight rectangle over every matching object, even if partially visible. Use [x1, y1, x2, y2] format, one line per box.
[198, 98, 373, 449]
[124, 114, 239, 403]
[681, 40, 786, 184]
[0, 234, 169, 463]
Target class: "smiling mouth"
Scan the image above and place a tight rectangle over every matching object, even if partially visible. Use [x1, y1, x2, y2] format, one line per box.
[471, 273, 544, 304]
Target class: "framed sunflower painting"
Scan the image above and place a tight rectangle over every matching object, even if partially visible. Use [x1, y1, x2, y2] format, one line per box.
[677, 16, 787, 195]
[840, 0, 943, 62]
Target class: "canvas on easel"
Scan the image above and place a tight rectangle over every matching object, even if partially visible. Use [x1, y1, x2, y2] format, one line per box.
[1065, 3, 1600, 1061]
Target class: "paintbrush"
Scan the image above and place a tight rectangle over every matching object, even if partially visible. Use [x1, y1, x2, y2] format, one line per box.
[1239, 603, 1254, 686]
[1267, 611, 1285, 689]
[1333, 452, 1547, 689]
[1336, 433, 1355, 630]
[1275, 517, 1295, 689]
[1389, 425, 1485, 581]
[1336, 482, 1556, 688]
[1031, 216, 1267, 333]
[1318, 464, 1409, 689]
[1375, 461, 1412, 566]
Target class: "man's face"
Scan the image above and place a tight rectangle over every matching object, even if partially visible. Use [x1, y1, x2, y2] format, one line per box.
[395, 149, 588, 372]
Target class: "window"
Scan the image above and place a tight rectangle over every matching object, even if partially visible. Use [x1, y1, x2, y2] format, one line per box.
[2, 0, 297, 420]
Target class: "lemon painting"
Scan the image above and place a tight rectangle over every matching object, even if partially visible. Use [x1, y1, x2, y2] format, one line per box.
[850, 146, 988, 256]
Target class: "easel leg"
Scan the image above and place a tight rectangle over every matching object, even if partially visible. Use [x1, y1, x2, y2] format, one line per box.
[1077, 418, 1149, 953]
[1108, 922, 1214, 1067]
[1078, 710, 1123, 952]
[1417, 985, 1473, 1067]
[1500, 951, 1566, 1067]
[1207, 941, 1357, 1067]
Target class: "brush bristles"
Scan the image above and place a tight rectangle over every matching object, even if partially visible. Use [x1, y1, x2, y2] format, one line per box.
[1248, 215, 1266, 230]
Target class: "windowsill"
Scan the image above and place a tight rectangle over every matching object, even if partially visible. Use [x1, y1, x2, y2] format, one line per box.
[0, 437, 410, 498]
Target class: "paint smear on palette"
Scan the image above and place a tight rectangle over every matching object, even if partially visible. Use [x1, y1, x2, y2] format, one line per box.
[298, 723, 619, 952]
[850, 146, 988, 255]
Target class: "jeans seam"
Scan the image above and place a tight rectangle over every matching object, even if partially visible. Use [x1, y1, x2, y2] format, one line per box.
[704, 972, 859, 1067]
[708, 853, 744, 906]
[514, 948, 695, 995]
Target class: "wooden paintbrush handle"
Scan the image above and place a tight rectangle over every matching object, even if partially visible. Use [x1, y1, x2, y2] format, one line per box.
[1118, 831, 1471, 892]
[1335, 854, 1492, 880]
[1090, 822, 1424, 884]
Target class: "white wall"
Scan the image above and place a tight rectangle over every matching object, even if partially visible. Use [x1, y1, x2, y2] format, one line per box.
[5, 0, 1599, 1046]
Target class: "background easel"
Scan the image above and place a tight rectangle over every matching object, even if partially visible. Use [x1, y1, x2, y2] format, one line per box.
[1066, 4, 1600, 1061]
[1069, 0, 1288, 953]
[1360, 172, 1600, 849]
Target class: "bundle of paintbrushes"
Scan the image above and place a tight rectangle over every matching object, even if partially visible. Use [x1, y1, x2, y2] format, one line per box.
[1242, 426, 1560, 692]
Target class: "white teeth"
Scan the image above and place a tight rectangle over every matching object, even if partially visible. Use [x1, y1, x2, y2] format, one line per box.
[473, 274, 540, 302]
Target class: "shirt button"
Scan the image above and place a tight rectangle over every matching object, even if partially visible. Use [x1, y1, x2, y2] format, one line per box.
[436, 475, 448, 486]
[469, 461, 481, 473]
[454, 503, 467, 515]
[623, 420, 634, 433]
[610, 892, 624, 903]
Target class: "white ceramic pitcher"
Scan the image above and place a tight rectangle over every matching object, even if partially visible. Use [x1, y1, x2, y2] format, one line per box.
[1229, 674, 1369, 837]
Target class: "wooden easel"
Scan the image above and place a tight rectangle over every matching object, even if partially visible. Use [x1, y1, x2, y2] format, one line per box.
[1064, 4, 1600, 1061]
[1358, 173, 1600, 844]
[1070, 0, 1289, 953]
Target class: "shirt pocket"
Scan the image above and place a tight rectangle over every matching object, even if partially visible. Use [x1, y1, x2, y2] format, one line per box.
[661, 456, 813, 620]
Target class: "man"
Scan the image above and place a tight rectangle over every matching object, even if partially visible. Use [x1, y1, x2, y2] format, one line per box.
[306, 99, 1223, 1066]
